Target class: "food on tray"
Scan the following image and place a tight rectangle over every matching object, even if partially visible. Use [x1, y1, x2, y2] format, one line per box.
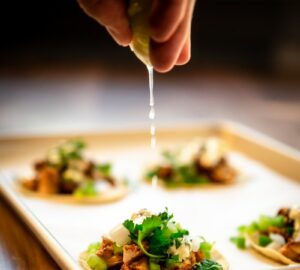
[80, 209, 228, 270]
[20, 140, 127, 201]
[231, 205, 300, 265]
[145, 138, 236, 187]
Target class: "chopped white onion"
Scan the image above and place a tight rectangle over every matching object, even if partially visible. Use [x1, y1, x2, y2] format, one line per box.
[109, 224, 130, 246]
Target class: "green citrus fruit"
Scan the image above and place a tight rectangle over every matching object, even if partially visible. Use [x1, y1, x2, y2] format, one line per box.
[128, 0, 152, 66]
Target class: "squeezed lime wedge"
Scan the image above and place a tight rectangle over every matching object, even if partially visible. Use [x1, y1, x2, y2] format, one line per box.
[128, 0, 152, 66]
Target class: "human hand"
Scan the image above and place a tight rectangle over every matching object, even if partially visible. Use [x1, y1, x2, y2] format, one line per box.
[78, 0, 196, 72]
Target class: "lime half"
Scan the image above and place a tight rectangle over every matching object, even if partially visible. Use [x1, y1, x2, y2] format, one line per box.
[128, 0, 152, 66]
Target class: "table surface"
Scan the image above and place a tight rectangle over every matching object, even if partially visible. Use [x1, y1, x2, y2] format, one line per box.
[0, 66, 299, 270]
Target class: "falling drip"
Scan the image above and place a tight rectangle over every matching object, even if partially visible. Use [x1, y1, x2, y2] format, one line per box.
[149, 106, 155, 120]
[150, 124, 156, 149]
[148, 66, 154, 106]
[147, 65, 157, 187]
[151, 175, 158, 189]
[148, 65, 155, 120]
[150, 124, 155, 135]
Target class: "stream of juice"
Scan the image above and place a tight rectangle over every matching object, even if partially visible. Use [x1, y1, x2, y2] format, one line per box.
[147, 65, 158, 188]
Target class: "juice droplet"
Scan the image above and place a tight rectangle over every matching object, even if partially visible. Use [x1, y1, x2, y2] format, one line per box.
[150, 124, 156, 136]
[149, 106, 155, 120]
[147, 65, 158, 189]
[147, 66, 154, 106]
[151, 175, 158, 189]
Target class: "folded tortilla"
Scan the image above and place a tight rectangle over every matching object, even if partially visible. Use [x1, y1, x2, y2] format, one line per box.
[247, 233, 298, 265]
[15, 181, 128, 204]
[79, 249, 229, 270]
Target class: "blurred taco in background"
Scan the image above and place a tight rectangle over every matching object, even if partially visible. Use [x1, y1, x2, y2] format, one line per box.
[145, 138, 237, 188]
[19, 139, 127, 203]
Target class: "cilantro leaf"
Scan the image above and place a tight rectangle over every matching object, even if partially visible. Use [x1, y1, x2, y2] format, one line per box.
[158, 210, 173, 222]
[149, 228, 172, 255]
[122, 209, 187, 259]
[138, 215, 162, 242]
[148, 226, 188, 255]
[192, 259, 223, 270]
[123, 219, 137, 240]
[137, 215, 165, 258]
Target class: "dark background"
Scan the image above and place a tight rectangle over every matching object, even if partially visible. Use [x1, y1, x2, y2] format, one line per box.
[1, 0, 299, 77]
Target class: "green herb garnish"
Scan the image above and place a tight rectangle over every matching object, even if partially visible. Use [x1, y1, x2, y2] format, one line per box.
[146, 150, 209, 187]
[74, 181, 98, 197]
[258, 235, 272, 247]
[231, 214, 286, 249]
[123, 209, 193, 259]
[123, 209, 176, 258]
[47, 139, 86, 167]
[96, 163, 112, 177]
[230, 236, 246, 249]
[192, 259, 223, 270]
[86, 209, 222, 269]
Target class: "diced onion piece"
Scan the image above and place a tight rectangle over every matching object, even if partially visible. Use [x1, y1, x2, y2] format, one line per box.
[109, 224, 131, 246]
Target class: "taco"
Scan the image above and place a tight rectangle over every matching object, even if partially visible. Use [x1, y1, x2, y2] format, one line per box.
[145, 138, 236, 188]
[80, 209, 228, 270]
[231, 205, 300, 265]
[18, 139, 127, 203]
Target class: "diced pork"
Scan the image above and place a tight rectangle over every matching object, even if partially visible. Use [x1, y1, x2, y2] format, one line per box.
[22, 179, 38, 191]
[210, 162, 235, 184]
[97, 238, 114, 259]
[106, 255, 123, 267]
[157, 166, 173, 180]
[34, 160, 47, 171]
[123, 244, 143, 264]
[190, 251, 205, 264]
[280, 241, 300, 262]
[128, 257, 149, 270]
[37, 166, 60, 194]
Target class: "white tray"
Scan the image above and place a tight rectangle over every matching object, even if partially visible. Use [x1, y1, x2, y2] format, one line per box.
[1, 121, 300, 270]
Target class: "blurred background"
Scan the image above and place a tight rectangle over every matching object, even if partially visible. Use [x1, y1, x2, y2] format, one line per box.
[0, 0, 299, 148]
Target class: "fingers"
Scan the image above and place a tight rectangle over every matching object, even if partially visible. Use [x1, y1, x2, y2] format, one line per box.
[150, 20, 188, 73]
[150, 0, 195, 73]
[176, 37, 191, 66]
[150, 0, 188, 43]
[106, 26, 130, 46]
[78, 0, 196, 72]
[78, 0, 132, 46]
